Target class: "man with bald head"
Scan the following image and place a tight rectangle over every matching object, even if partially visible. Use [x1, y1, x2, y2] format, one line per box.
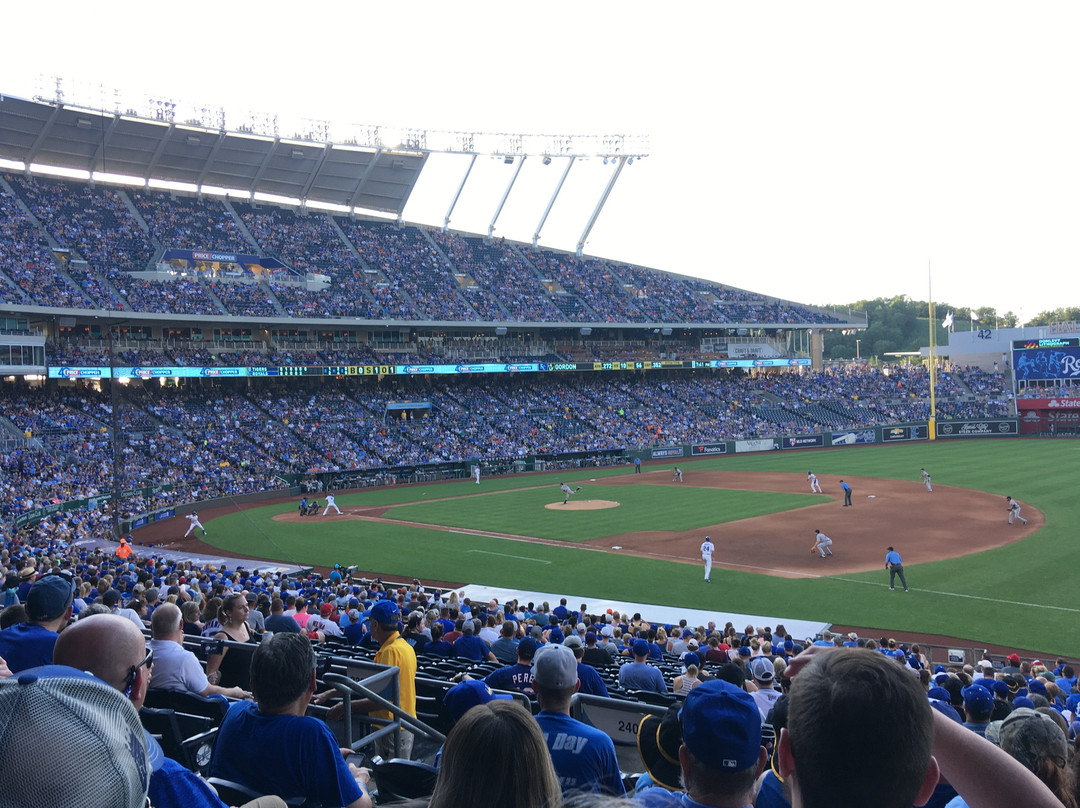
[148, 602, 250, 700]
[53, 614, 275, 808]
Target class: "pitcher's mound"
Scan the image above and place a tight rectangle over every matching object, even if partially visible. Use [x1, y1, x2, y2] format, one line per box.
[545, 499, 620, 511]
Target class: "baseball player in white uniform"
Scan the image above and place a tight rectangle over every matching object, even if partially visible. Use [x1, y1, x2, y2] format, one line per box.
[700, 536, 715, 582]
[560, 482, 581, 504]
[184, 511, 206, 537]
[672, 466, 683, 482]
[474, 465, 481, 485]
[807, 472, 822, 493]
[1006, 496, 1028, 525]
[323, 493, 342, 516]
[921, 468, 932, 492]
[811, 529, 834, 558]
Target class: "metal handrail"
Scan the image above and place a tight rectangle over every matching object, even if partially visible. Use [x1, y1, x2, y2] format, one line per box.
[323, 668, 445, 757]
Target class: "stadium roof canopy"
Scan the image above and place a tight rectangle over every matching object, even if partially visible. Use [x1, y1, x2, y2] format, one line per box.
[0, 86, 648, 242]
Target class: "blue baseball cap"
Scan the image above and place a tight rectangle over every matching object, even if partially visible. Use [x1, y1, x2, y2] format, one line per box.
[632, 639, 650, 657]
[927, 686, 951, 702]
[962, 685, 994, 716]
[681, 679, 762, 771]
[443, 679, 511, 722]
[1013, 696, 1035, 709]
[547, 628, 564, 645]
[369, 600, 399, 626]
[1028, 678, 1048, 696]
[989, 680, 1010, 699]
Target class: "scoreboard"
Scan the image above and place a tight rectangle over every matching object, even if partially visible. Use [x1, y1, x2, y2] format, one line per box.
[47, 356, 811, 380]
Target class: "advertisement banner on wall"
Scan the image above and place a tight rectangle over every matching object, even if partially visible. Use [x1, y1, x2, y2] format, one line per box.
[735, 439, 780, 453]
[782, 435, 824, 449]
[936, 420, 1018, 438]
[651, 447, 685, 459]
[882, 426, 929, 442]
[831, 429, 875, 445]
[690, 443, 727, 456]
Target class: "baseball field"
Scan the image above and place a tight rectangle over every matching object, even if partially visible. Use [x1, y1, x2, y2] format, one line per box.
[178, 438, 1078, 657]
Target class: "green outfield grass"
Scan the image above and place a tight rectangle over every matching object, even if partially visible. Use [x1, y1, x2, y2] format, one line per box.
[205, 439, 1080, 657]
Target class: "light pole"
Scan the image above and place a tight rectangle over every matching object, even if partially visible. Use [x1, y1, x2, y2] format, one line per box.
[855, 339, 861, 360]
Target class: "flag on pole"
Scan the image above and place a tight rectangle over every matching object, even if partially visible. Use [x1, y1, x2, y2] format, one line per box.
[942, 312, 954, 329]
[970, 312, 979, 322]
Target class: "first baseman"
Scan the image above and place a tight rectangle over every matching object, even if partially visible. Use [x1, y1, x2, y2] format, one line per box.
[921, 468, 932, 492]
[560, 482, 581, 505]
[807, 471, 822, 493]
[811, 529, 833, 558]
[1006, 496, 1027, 525]
[184, 510, 206, 537]
[700, 535, 715, 582]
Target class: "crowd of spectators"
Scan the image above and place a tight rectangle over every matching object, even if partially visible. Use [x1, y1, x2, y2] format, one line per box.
[1, 174, 851, 326]
[0, 360, 1012, 516]
[10, 175, 150, 310]
[0, 187, 91, 309]
[1, 533, 1077, 807]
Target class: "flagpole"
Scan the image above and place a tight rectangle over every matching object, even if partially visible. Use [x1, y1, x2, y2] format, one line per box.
[928, 262, 937, 441]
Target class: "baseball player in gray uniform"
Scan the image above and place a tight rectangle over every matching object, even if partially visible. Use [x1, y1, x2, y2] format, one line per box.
[921, 468, 932, 492]
[807, 472, 822, 493]
[1006, 496, 1028, 525]
[811, 529, 834, 558]
[700, 536, 715, 582]
[560, 482, 581, 505]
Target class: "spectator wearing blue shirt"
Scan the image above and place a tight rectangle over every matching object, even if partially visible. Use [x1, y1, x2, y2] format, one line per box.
[533, 643, 625, 796]
[453, 619, 496, 662]
[0, 572, 75, 673]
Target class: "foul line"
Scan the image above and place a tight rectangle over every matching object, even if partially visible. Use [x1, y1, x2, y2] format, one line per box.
[466, 549, 552, 564]
[827, 576, 1080, 613]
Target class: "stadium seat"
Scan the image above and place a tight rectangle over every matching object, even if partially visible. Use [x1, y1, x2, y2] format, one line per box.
[371, 758, 438, 803]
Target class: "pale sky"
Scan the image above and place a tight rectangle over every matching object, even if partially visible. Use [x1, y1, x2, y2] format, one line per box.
[4, 2, 1078, 322]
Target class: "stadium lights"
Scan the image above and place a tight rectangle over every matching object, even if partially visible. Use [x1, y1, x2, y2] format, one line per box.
[91, 171, 144, 187]
[29, 163, 90, 180]
[148, 178, 199, 194]
[0, 158, 25, 171]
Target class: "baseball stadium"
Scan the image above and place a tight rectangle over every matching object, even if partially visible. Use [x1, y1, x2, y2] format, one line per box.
[1, 79, 1079, 806]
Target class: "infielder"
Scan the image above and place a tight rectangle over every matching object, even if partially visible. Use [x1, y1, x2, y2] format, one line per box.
[323, 493, 342, 516]
[560, 482, 581, 505]
[811, 529, 834, 558]
[700, 535, 715, 582]
[921, 468, 932, 492]
[807, 471, 822, 493]
[672, 466, 683, 482]
[1006, 496, 1028, 525]
[184, 510, 206, 537]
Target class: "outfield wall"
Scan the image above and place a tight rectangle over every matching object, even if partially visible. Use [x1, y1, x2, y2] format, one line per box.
[632, 418, 1019, 461]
